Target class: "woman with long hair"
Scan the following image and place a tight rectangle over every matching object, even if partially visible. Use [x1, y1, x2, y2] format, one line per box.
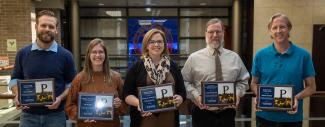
[65, 38, 126, 127]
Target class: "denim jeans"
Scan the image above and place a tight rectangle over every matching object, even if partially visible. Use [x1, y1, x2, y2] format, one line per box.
[19, 111, 66, 127]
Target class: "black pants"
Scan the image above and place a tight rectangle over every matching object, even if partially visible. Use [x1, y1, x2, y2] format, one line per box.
[256, 116, 302, 127]
[192, 106, 236, 127]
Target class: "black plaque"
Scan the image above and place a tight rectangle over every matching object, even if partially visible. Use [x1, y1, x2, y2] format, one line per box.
[18, 78, 55, 106]
[138, 83, 176, 113]
[78, 92, 114, 120]
[201, 81, 236, 106]
[257, 85, 294, 111]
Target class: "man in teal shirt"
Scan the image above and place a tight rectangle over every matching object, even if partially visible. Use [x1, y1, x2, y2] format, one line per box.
[251, 13, 316, 127]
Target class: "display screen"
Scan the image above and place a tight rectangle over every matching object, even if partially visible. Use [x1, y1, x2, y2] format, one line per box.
[128, 18, 179, 66]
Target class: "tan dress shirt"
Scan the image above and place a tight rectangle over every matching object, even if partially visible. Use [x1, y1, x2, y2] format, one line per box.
[181, 46, 250, 110]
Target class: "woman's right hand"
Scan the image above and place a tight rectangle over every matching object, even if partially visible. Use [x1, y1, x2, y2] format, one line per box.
[84, 119, 96, 123]
[137, 104, 152, 117]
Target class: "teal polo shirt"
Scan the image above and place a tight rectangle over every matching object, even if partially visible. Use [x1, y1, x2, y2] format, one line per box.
[251, 42, 316, 122]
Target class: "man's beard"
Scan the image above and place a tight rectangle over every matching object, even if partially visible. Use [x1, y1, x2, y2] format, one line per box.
[37, 32, 55, 43]
[208, 39, 224, 49]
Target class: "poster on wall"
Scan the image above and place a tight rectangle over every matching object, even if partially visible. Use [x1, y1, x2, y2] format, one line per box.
[127, 18, 179, 66]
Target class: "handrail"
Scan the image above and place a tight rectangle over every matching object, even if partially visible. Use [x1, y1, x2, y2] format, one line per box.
[0, 93, 15, 99]
[0, 65, 14, 71]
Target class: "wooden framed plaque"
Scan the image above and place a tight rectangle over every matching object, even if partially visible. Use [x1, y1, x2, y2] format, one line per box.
[18, 78, 55, 106]
[201, 81, 236, 106]
[78, 92, 114, 120]
[257, 85, 294, 111]
[138, 83, 176, 113]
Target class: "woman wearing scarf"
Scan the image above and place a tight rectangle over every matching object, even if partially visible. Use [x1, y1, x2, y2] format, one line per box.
[123, 29, 186, 127]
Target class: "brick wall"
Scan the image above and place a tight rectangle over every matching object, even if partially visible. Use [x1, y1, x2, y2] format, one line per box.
[0, 0, 33, 65]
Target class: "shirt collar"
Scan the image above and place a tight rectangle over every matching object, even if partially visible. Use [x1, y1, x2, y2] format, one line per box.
[31, 40, 58, 52]
[270, 41, 294, 56]
[207, 45, 223, 56]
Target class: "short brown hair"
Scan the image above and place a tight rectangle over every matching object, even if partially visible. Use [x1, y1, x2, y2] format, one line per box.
[142, 29, 169, 57]
[36, 10, 58, 26]
[268, 13, 292, 30]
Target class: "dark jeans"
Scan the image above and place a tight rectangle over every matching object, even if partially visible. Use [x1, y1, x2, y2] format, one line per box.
[256, 116, 302, 127]
[192, 106, 236, 127]
[19, 111, 66, 127]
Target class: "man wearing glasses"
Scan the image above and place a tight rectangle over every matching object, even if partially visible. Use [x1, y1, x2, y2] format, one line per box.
[181, 18, 250, 127]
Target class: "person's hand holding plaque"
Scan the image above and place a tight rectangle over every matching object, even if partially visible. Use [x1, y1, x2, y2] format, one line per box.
[83, 119, 97, 123]
[14, 94, 29, 110]
[113, 97, 122, 108]
[287, 96, 298, 114]
[45, 96, 62, 109]
[195, 95, 208, 110]
[173, 94, 183, 107]
[137, 102, 152, 117]
[253, 97, 262, 112]
[222, 95, 241, 110]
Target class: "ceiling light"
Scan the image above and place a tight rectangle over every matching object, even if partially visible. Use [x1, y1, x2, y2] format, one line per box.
[105, 11, 122, 17]
[146, 8, 151, 12]
[199, 3, 207, 6]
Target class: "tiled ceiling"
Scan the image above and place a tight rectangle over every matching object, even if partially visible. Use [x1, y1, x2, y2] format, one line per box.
[78, 0, 233, 7]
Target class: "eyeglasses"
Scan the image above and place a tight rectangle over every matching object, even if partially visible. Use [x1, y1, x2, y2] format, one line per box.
[91, 50, 104, 55]
[148, 40, 164, 45]
[206, 30, 223, 35]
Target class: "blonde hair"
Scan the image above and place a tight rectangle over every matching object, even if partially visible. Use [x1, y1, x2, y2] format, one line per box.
[141, 29, 169, 57]
[268, 13, 292, 30]
[82, 38, 112, 84]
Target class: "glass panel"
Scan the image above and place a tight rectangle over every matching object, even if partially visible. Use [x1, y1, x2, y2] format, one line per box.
[80, 59, 128, 75]
[180, 8, 229, 17]
[80, 39, 128, 77]
[178, 38, 205, 67]
[128, 8, 177, 16]
[179, 39, 206, 54]
[80, 8, 126, 17]
[80, 39, 127, 55]
[80, 19, 126, 37]
[180, 18, 229, 37]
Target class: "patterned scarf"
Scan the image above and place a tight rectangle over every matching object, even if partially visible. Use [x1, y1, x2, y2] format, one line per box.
[144, 55, 170, 85]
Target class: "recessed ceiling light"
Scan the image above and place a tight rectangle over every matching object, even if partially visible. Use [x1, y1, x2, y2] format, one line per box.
[146, 8, 151, 12]
[199, 3, 207, 6]
[105, 11, 122, 16]
[98, 3, 104, 6]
